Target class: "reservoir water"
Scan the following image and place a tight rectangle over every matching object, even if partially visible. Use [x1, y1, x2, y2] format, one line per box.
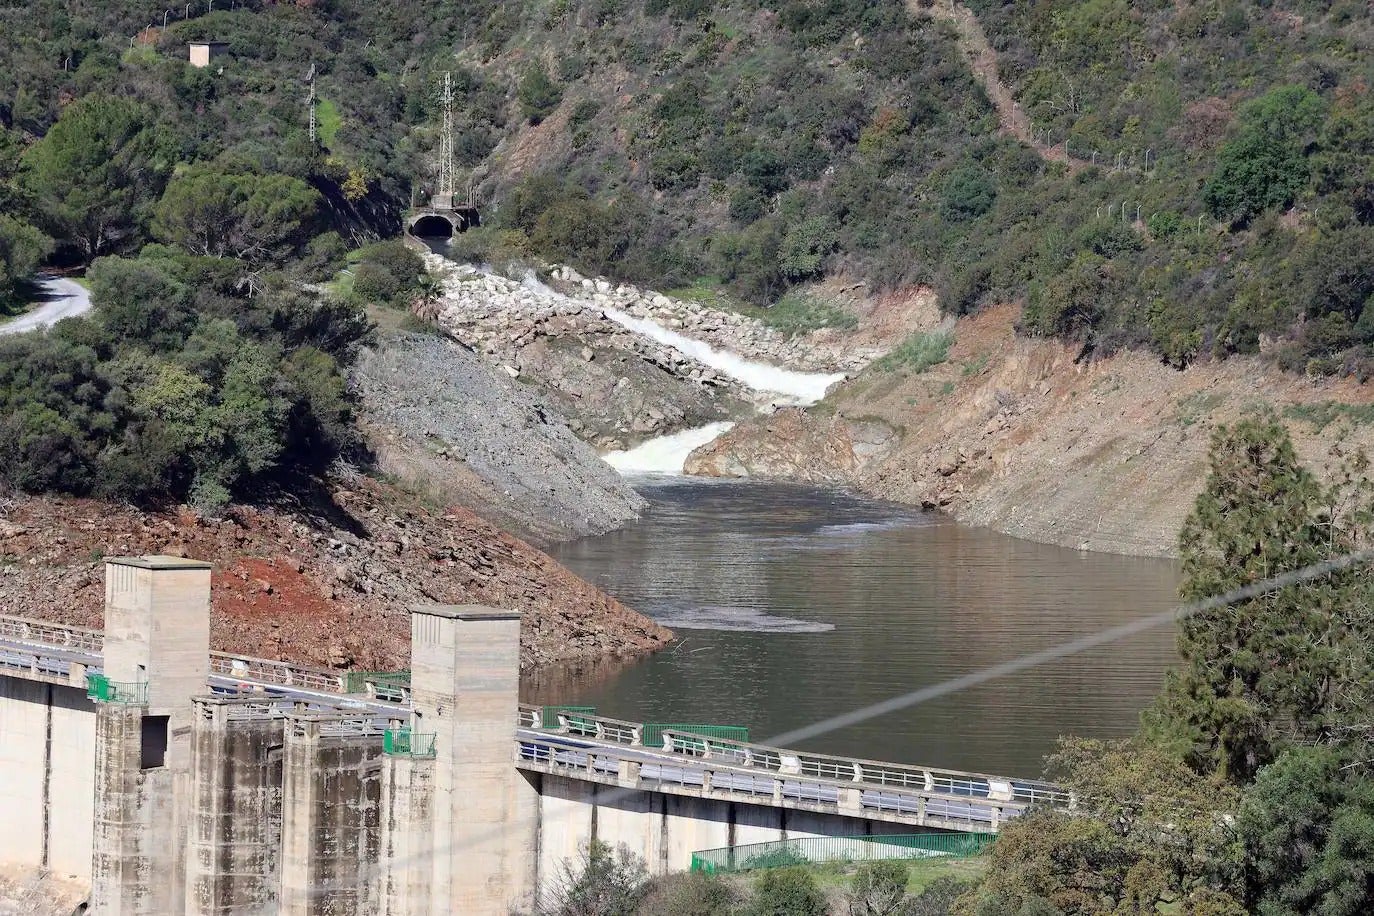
[532, 479, 1181, 779]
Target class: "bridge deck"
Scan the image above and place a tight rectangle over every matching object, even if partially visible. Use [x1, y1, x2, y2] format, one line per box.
[1, 613, 1065, 830]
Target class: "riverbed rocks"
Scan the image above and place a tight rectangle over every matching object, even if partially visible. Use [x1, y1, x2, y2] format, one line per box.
[416, 257, 753, 448]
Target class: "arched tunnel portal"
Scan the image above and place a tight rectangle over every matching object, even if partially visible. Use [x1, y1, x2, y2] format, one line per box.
[407, 207, 480, 240]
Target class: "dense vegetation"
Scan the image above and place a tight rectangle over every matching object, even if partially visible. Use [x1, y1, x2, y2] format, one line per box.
[428, 0, 1372, 375]
[959, 418, 1374, 915]
[0, 1, 444, 505]
[1, 0, 1372, 481]
[526, 841, 974, 915]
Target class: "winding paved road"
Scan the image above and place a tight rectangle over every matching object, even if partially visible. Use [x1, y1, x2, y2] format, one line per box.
[0, 274, 92, 335]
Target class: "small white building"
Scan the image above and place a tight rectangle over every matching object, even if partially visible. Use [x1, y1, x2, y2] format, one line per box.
[188, 41, 228, 68]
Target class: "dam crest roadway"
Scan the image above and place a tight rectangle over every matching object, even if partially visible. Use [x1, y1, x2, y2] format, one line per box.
[0, 554, 1066, 914]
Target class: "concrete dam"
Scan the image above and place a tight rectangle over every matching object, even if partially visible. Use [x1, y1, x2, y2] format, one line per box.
[0, 555, 1066, 914]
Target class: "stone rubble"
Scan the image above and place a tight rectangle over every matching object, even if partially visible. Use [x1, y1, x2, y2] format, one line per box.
[413, 255, 874, 449]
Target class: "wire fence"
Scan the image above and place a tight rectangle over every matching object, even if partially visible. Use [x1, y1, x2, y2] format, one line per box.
[690, 832, 996, 874]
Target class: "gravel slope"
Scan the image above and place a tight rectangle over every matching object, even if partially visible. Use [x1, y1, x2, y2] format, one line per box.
[353, 330, 646, 544]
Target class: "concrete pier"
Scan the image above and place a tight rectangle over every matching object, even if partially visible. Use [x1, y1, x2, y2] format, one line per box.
[91, 556, 212, 916]
[185, 697, 286, 915]
[407, 604, 528, 915]
[279, 712, 384, 915]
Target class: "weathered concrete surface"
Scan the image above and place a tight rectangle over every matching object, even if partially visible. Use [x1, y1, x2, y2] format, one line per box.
[280, 716, 383, 916]
[409, 606, 528, 915]
[0, 677, 94, 880]
[92, 557, 212, 915]
[378, 755, 434, 916]
[186, 700, 285, 915]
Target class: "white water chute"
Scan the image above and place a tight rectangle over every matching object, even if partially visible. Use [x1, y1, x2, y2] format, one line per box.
[597, 305, 845, 405]
[514, 272, 844, 475]
[519, 273, 845, 406]
[601, 422, 735, 475]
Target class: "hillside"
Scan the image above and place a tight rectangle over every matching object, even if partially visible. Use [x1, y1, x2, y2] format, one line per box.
[687, 297, 1374, 557]
[0, 470, 670, 671]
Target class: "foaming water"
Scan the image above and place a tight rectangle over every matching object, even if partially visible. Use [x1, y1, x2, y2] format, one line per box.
[599, 304, 845, 404]
[518, 273, 845, 404]
[534, 480, 1181, 777]
[601, 422, 735, 474]
[652, 604, 836, 633]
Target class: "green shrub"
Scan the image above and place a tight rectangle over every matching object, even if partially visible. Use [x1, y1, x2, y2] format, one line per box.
[349, 241, 425, 307]
[761, 291, 858, 336]
[741, 867, 827, 916]
[518, 64, 564, 124]
[875, 330, 954, 373]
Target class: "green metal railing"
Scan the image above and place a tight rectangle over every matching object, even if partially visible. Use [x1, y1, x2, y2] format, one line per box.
[642, 724, 749, 748]
[541, 705, 596, 729]
[383, 728, 436, 758]
[344, 670, 411, 695]
[690, 832, 996, 874]
[85, 673, 148, 705]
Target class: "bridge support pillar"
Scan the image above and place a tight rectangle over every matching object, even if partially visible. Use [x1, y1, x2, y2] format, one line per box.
[378, 753, 435, 915]
[405, 604, 529, 915]
[90, 556, 211, 916]
[185, 698, 285, 915]
[279, 713, 384, 916]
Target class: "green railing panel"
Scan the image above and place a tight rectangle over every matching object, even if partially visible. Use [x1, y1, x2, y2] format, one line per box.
[540, 705, 596, 729]
[85, 673, 148, 706]
[642, 723, 749, 748]
[344, 670, 411, 694]
[690, 832, 996, 874]
[383, 728, 436, 758]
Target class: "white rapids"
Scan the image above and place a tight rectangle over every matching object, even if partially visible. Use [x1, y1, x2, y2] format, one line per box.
[514, 273, 845, 474]
[601, 422, 735, 475]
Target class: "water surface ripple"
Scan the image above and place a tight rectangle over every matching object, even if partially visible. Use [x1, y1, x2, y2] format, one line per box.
[534, 479, 1180, 778]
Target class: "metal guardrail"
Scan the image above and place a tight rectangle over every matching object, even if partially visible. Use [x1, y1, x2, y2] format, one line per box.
[515, 735, 1022, 831]
[660, 731, 1069, 808]
[690, 832, 996, 873]
[86, 673, 148, 705]
[209, 652, 346, 693]
[0, 614, 103, 653]
[384, 728, 437, 758]
[643, 723, 749, 748]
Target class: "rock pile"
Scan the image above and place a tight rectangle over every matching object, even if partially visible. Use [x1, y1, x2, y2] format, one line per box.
[0, 473, 671, 672]
[545, 264, 874, 375]
[415, 257, 752, 449]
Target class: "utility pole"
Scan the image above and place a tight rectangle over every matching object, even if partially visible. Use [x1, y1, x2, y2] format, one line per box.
[437, 70, 455, 207]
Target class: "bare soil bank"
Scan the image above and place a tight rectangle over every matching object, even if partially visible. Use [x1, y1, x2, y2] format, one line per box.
[0, 471, 670, 671]
[689, 301, 1374, 558]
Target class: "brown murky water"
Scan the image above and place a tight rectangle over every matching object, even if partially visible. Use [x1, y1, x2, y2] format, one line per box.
[530, 480, 1180, 780]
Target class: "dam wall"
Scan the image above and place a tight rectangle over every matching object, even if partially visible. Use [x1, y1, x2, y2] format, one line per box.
[0, 675, 96, 879]
[0, 554, 1024, 914]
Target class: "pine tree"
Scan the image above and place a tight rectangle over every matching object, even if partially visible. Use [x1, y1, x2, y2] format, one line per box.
[1145, 417, 1371, 782]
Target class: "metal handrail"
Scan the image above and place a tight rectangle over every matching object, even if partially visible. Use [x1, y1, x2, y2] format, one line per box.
[209, 652, 345, 693]
[0, 614, 104, 653]
[514, 735, 1018, 829]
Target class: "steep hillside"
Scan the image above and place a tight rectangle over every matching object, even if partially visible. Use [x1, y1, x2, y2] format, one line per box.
[0, 470, 670, 671]
[689, 300, 1374, 557]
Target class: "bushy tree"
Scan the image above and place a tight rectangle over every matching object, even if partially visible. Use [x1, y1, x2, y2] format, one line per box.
[959, 738, 1242, 915]
[1238, 746, 1374, 916]
[848, 860, 908, 916]
[0, 215, 51, 315]
[742, 867, 828, 916]
[519, 64, 564, 124]
[1144, 418, 1371, 782]
[153, 165, 322, 264]
[22, 95, 176, 260]
[1204, 86, 1325, 223]
[531, 841, 648, 916]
